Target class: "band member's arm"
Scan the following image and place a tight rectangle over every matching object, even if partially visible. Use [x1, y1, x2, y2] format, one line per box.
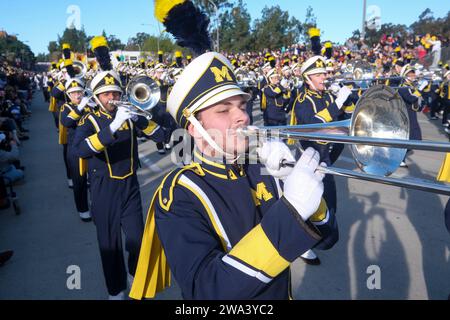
[155, 180, 322, 300]
[133, 116, 165, 142]
[73, 115, 116, 158]
[398, 87, 420, 104]
[263, 85, 283, 98]
[60, 104, 81, 129]
[50, 82, 66, 102]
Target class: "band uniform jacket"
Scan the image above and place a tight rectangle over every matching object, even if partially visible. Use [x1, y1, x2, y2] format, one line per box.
[73, 107, 164, 179]
[144, 150, 337, 300]
[398, 80, 422, 141]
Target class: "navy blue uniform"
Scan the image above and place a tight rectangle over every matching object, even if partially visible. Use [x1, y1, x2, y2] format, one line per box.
[73, 107, 165, 295]
[148, 150, 337, 299]
[60, 102, 91, 214]
[398, 81, 422, 141]
[152, 80, 178, 150]
[262, 84, 290, 126]
[289, 87, 353, 217]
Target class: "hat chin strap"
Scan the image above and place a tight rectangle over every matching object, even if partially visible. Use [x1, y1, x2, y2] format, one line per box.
[305, 75, 318, 92]
[187, 115, 239, 162]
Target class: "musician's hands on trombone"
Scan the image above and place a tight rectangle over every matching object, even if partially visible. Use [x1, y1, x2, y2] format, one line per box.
[110, 106, 132, 134]
[283, 147, 326, 221]
[257, 139, 295, 180]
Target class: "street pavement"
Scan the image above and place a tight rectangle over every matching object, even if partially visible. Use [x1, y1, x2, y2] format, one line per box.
[0, 91, 449, 300]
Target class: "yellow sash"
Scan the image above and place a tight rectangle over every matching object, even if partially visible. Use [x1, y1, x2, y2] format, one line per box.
[129, 189, 171, 299]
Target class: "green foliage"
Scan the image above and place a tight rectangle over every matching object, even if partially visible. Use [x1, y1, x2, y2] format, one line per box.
[219, 0, 252, 52]
[252, 5, 302, 51]
[57, 27, 88, 52]
[0, 34, 35, 66]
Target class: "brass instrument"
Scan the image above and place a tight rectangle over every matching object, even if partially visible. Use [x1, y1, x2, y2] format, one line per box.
[239, 85, 450, 195]
[108, 76, 161, 119]
[72, 61, 87, 79]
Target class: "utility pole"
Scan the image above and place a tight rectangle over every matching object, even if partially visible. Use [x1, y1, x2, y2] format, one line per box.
[208, 0, 219, 51]
[361, 0, 367, 40]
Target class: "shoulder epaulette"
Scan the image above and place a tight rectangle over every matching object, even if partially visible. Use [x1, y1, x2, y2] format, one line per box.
[158, 163, 205, 211]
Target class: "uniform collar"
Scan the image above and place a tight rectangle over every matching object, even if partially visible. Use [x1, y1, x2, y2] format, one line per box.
[193, 149, 245, 180]
[306, 88, 322, 98]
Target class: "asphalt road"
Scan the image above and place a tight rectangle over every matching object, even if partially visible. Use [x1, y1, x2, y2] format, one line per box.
[0, 91, 449, 300]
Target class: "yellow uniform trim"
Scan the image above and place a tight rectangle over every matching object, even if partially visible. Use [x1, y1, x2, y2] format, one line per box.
[87, 133, 105, 152]
[316, 108, 332, 122]
[437, 153, 450, 182]
[202, 167, 228, 180]
[87, 116, 134, 180]
[129, 188, 171, 300]
[310, 198, 328, 222]
[143, 121, 159, 136]
[68, 110, 81, 120]
[228, 224, 289, 278]
[194, 150, 226, 169]
[48, 96, 57, 112]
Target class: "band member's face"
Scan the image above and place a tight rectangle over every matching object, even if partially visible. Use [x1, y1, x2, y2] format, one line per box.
[269, 75, 280, 85]
[97, 91, 121, 113]
[406, 71, 416, 82]
[309, 73, 327, 91]
[293, 68, 301, 77]
[69, 90, 83, 105]
[190, 95, 250, 157]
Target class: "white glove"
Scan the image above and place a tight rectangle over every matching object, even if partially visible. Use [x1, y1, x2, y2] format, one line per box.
[77, 96, 91, 112]
[283, 147, 325, 221]
[257, 140, 295, 180]
[110, 106, 132, 134]
[335, 85, 352, 109]
[329, 83, 341, 95]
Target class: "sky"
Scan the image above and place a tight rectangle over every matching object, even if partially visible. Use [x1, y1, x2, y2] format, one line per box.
[1, 0, 448, 55]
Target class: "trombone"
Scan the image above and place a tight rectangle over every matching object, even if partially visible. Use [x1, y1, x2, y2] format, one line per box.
[108, 75, 161, 120]
[239, 85, 450, 195]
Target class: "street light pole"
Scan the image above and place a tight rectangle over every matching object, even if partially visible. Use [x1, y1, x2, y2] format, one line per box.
[361, 0, 367, 40]
[208, 0, 219, 52]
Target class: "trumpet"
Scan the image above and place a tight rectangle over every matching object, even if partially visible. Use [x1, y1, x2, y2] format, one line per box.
[239, 85, 450, 195]
[108, 75, 160, 120]
[73, 61, 87, 79]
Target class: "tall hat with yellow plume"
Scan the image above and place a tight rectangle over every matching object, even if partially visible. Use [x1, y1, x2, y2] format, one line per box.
[154, 0, 212, 56]
[309, 27, 322, 56]
[324, 41, 333, 60]
[158, 50, 163, 63]
[61, 43, 76, 79]
[89, 36, 122, 98]
[175, 50, 183, 67]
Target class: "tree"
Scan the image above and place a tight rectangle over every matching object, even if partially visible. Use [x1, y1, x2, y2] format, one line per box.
[107, 35, 125, 51]
[218, 0, 252, 52]
[57, 27, 88, 52]
[252, 5, 302, 51]
[0, 34, 35, 68]
[47, 41, 58, 54]
[129, 32, 151, 48]
[299, 6, 316, 43]
[193, 0, 233, 16]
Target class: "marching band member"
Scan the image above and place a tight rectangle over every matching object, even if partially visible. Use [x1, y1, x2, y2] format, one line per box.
[131, 51, 338, 300]
[289, 55, 352, 263]
[153, 63, 177, 154]
[59, 76, 93, 222]
[262, 68, 290, 126]
[73, 36, 165, 299]
[397, 64, 428, 167]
